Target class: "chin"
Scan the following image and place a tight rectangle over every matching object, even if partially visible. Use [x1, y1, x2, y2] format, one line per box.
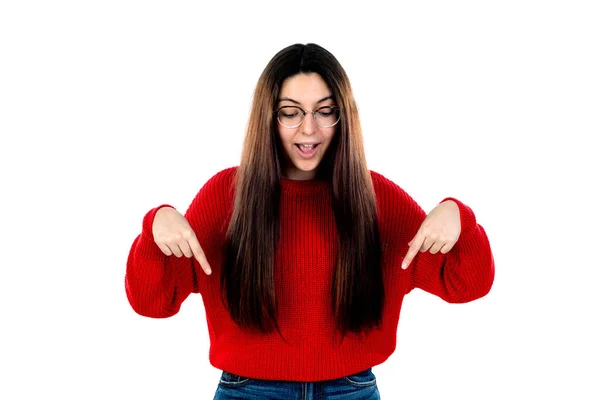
[294, 160, 320, 171]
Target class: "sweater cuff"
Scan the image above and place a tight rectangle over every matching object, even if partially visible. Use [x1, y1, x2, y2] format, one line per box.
[139, 204, 176, 260]
[439, 197, 477, 236]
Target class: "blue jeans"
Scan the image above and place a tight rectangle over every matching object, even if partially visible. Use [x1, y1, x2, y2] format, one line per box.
[213, 368, 380, 399]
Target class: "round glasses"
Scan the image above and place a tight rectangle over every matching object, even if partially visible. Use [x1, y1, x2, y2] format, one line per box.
[275, 106, 341, 128]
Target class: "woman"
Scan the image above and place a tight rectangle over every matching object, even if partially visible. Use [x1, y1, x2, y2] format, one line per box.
[125, 43, 495, 399]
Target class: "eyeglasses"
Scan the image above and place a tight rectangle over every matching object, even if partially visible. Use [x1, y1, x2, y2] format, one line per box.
[274, 106, 341, 128]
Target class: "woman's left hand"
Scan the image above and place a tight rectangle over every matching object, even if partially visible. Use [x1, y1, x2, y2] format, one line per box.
[402, 200, 461, 270]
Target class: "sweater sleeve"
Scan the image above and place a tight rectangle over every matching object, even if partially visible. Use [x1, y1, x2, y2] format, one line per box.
[374, 173, 494, 303]
[124, 167, 235, 318]
[406, 196, 495, 303]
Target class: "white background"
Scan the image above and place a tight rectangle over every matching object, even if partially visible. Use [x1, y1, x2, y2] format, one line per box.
[1, 1, 598, 399]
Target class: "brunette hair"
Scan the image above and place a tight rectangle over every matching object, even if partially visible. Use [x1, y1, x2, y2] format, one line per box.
[221, 43, 384, 341]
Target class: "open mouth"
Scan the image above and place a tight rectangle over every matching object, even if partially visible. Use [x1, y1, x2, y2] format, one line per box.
[294, 143, 320, 158]
[295, 143, 320, 151]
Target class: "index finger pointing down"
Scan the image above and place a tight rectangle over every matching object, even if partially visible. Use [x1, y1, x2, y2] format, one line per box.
[190, 238, 211, 275]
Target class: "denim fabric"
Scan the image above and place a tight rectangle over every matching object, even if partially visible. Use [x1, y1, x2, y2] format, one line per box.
[213, 368, 380, 399]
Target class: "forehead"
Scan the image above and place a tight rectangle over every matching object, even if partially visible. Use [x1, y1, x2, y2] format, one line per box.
[279, 73, 332, 102]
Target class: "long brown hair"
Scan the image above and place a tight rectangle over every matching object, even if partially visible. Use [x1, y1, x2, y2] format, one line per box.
[221, 43, 384, 341]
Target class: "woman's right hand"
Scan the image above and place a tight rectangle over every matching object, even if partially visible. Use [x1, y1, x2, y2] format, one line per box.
[152, 207, 212, 275]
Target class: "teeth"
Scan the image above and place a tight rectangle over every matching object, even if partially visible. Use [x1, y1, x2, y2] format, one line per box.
[299, 144, 316, 149]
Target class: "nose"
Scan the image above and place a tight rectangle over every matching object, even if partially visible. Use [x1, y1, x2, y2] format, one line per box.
[300, 112, 317, 135]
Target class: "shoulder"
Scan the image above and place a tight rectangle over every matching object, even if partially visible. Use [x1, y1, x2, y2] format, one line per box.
[208, 165, 238, 184]
[187, 166, 238, 210]
[368, 170, 423, 220]
[369, 170, 407, 198]
[185, 166, 238, 222]
[201, 166, 238, 193]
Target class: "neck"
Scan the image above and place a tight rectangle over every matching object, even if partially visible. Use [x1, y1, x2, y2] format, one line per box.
[284, 168, 316, 181]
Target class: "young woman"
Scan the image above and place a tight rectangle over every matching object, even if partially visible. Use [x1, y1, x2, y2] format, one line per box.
[125, 43, 495, 400]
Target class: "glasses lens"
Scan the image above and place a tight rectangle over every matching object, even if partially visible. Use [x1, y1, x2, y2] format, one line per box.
[277, 107, 304, 128]
[315, 106, 340, 127]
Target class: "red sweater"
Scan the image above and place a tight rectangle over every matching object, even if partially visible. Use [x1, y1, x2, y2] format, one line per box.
[125, 166, 494, 382]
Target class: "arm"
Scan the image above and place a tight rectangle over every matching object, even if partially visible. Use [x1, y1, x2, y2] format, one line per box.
[406, 195, 495, 303]
[124, 167, 235, 318]
[124, 204, 199, 318]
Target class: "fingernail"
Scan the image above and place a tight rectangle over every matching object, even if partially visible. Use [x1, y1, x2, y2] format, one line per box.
[401, 262, 407, 269]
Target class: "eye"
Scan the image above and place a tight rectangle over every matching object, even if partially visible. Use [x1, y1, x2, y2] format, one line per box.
[282, 111, 298, 118]
[317, 106, 335, 116]
[279, 107, 301, 119]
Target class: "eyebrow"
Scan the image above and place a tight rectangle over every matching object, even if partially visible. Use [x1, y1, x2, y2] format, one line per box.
[278, 95, 334, 105]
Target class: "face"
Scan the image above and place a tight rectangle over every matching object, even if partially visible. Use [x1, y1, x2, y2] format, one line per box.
[276, 72, 338, 180]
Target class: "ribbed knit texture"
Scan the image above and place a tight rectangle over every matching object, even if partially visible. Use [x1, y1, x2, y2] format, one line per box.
[125, 166, 495, 381]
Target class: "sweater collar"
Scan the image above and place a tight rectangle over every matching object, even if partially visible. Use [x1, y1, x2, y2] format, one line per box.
[280, 176, 331, 195]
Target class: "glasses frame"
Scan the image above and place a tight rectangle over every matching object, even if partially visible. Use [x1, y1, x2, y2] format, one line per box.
[274, 105, 341, 129]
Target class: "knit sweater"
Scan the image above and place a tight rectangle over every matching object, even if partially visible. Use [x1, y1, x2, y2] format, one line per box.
[125, 166, 494, 382]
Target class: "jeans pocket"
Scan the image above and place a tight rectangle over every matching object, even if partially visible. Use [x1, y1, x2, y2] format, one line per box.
[218, 371, 252, 388]
[343, 368, 377, 388]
